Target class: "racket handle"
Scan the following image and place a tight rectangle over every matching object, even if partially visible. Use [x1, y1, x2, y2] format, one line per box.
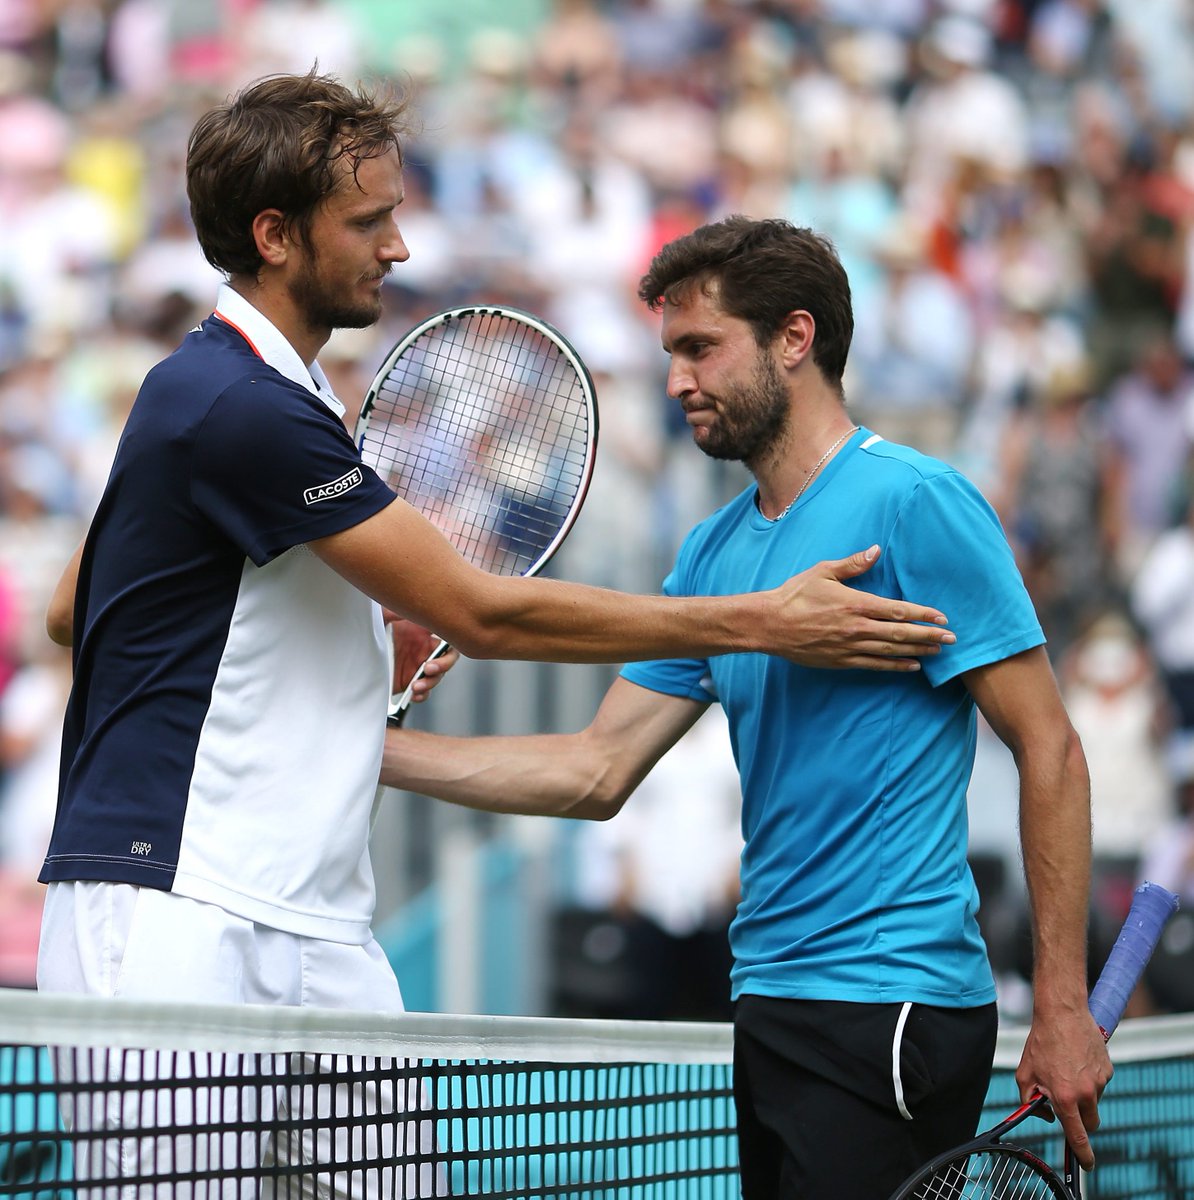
[387, 638, 452, 728]
[1087, 881, 1180, 1038]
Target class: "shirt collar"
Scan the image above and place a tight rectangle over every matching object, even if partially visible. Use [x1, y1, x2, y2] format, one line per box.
[212, 283, 346, 418]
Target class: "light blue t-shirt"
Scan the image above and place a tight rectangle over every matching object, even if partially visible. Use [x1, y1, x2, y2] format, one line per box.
[621, 429, 1044, 1007]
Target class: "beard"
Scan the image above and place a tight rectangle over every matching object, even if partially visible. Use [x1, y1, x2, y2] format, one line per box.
[288, 255, 384, 331]
[695, 351, 790, 467]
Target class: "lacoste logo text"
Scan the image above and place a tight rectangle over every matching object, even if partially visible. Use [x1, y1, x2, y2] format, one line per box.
[304, 467, 364, 505]
[130, 840, 153, 856]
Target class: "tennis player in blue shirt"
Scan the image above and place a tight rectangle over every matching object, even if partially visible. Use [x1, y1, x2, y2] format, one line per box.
[382, 217, 1113, 1200]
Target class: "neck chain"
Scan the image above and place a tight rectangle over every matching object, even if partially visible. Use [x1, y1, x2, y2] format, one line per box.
[764, 426, 858, 522]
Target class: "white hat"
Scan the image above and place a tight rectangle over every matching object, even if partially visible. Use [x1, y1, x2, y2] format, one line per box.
[930, 16, 991, 68]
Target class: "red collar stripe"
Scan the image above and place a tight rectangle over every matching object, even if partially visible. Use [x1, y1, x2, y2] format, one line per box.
[212, 310, 264, 360]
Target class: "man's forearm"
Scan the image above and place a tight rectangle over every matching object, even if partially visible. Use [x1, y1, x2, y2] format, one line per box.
[380, 680, 704, 821]
[380, 728, 617, 819]
[967, 647, 1110, 1166]
[314, 508, 955, 671]
[1013, 723, 1111, 1168]
[1018, 724, 1093, 1014]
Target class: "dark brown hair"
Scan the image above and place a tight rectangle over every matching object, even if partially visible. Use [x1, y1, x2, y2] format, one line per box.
[186, 70, 413, 278]
[638, 216, 854, 386]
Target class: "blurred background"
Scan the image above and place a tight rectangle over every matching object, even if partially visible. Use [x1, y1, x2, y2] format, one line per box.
[1, 0, 1194, 1024]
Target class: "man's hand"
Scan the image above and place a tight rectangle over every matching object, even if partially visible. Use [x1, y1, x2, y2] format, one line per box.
[1015, 1006, 1113, 1171]
[384, 613, 460, 705]
[772, 545, 955, 669]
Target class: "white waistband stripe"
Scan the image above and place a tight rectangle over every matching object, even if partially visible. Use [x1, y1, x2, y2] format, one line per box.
[892, 1000, 914, 1121]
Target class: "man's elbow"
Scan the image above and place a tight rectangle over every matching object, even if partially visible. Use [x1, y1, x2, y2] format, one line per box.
[1063, 722, 1089, 779]
[430, 613, 514, 661]
[578, 784, 631, 821]
[567, 789, 631, 822]
[46, 607, 73, 648]
[565, 754, 639, 821]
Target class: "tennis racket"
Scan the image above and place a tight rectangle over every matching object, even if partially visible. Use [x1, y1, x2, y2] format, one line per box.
[888, 880, 1180, 1200]
[355, 305, 599, 725]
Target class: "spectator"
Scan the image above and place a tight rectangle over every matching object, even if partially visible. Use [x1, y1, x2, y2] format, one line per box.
[1139, 740, 1194, 911]
[954, 264, 1087, 496]
[1135, 743, 1194, 1014]
[237, 0, 364, 81]
[903, 15, 1030, 207]
[849, 215, 975, 455]
[997, 357, 1120, 655]
[1131, 485, 1194, 735]
[1104, 329, 1194, 577]
[1059, 610, 1172, 863]
[1082, 142, 1184, 390]
[529, 0, 623, 109]
[0, 640, 70, 986]
[0, 91, 120, 343]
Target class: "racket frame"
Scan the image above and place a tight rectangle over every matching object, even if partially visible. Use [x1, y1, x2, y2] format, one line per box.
[888, 1094, 1071, 1199]
[354, 304, 600, 725]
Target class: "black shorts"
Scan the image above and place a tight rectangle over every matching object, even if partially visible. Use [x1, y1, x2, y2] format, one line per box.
[733, 994, 998, 1200]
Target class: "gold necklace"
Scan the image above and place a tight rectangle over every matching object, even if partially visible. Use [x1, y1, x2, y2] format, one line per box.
[764, 426, 858, 522]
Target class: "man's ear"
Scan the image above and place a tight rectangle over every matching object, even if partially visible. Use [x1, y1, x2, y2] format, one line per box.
[778, 310, 815, 369]
[251, 209, 290, 267]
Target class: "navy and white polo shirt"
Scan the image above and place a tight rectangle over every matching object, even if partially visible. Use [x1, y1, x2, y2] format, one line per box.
[41, 285, 398, 944]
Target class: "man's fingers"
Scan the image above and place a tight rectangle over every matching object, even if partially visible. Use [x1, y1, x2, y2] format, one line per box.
[407, 647, 461, 702]
[837, 655, 924, 672]
[855, 597, 953, 631]
[421, 648, 460, 677]
[879, 604, 952, 629]
[816, 549, 953, 629]
[875, 618, 956, 644]
[814, 625, 957, 670]
[1041, 1087, 1101, 1174]
[854, 620, 955, 653]
[825, 543, 883, 580]
[1060, 1108, 1097, 1172]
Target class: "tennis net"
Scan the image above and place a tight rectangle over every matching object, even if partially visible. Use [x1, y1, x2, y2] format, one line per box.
[1, 989, 1192, 1199]
[0, 988, 736, 1199]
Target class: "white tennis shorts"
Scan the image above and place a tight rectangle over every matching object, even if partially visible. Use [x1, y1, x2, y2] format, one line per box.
[38, 881, 440, 1200]
[37, 879, 405, 1009]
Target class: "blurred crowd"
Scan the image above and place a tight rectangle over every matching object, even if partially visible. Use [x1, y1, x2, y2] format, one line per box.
[2, 0, 1194, 1008]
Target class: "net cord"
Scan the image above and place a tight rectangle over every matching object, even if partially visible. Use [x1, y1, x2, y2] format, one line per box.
[4, 988, 1193, 1065]
[0, 989, 731, 1062]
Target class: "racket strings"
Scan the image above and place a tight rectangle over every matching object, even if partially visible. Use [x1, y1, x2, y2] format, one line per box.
[362, 312, 592, 577]
[909, 1148, 1069, 1199]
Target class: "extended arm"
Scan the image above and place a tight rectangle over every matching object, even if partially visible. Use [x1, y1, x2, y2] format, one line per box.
[313, 497, 956, 669]
[380, 677, 707, 820]
[964, 646, 1112, 1170]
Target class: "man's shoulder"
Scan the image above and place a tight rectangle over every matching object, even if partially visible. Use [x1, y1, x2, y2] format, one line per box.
[141, 319, 258, 401]
[855, 433, 958, 484]
[142, 321, 321, 425]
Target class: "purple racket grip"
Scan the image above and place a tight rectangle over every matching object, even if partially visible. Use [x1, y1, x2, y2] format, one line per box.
[1087, 881, 1180, 1038]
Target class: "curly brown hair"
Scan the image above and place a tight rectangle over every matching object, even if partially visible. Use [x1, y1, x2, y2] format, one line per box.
[186, 70, 414, 278]
[638, 216, 854, 388]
